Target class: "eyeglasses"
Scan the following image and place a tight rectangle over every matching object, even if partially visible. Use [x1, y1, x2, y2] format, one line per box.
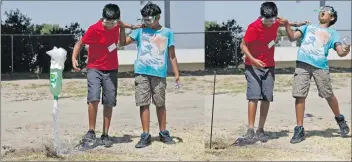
[261, 17, 276, 24]
[102, 19, 119, 27]
[319, 6, 335, 15]
[138, 15, 158, 25]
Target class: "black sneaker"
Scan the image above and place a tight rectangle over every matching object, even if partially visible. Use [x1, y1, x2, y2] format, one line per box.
[255, 128, 269, 143]
[234, 128, 256, 146]
[135, 133, 151, 148]
[244, 128, 255, 139]
[335, 114, 350, 137]
[80, 130, 97, 149]
[100, 134, 113, 147]
[290, 126, 305, 144]
[159, 130, 175, 144]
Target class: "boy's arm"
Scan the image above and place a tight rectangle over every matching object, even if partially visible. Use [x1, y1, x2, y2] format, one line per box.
[330, 30, 350, 57]
[279, 21, 311, 27]
[119, 24, 126, 46]
[240, 26, 265, 68]
[72, 26, 96, 72]
[72, 40, 85, 72]
[168, 46, 179, 82]
[335, 43, 351, 57]
[167, 31, 179, 81]
[123, 23, 144, 30]
[279, 17, 303, 42]
[119, 22, 138, 46]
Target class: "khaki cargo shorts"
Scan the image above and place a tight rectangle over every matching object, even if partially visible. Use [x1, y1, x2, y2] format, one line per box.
[292, 61, 334, 98]
[134, 74, 167, 107]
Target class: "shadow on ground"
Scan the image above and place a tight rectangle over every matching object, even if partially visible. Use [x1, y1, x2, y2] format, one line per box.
[205, 130, 290, 149]
[305, 128, 352, 138]
[266, 130, 290, 140]
[73, 134, 136, 151]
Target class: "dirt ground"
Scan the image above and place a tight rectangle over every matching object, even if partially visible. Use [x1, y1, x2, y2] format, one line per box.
[1, 73, 351, 161]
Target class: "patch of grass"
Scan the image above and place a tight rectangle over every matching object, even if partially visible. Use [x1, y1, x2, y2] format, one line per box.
[183, 77, 198, 82]
[1, 151, 121, 161]
[23, 83, 48, 89]
[213, 77, 247, 94]
[1, 82, 19, 87]
[331, 73, 352, 79]
[61, 83, 87, 98]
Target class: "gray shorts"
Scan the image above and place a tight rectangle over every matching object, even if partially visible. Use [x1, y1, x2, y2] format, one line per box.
[245, 65, 275, 102]
[292, 61, 334, 98]
[134, 74, 167, 107]
[87, 68, 118, 107]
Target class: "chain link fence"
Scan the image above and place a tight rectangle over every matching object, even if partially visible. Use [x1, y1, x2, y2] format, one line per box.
[204, 29, 351, 69]
[1, 30, 350, 73]
[1, 32, 205, 73]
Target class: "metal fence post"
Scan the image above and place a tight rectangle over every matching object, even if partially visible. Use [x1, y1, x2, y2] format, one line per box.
[11, 35, 14, 73]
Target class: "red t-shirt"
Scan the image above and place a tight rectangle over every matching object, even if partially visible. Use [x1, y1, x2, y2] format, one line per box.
[243, 18, 280, 67]
[82, 19, 120, 70]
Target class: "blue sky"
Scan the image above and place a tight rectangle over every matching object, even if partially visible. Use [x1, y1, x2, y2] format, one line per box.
[205, 1, 351, 30]
[1, 1, 351, 49]
[1, 1, 205, 49]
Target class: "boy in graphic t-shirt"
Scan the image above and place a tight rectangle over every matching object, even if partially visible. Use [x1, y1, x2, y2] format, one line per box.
[119, 2, 180, 148]
[284, 6, 350, 144]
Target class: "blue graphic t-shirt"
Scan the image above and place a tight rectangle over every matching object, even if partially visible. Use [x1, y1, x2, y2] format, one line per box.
[297, 24, 340, 70]
[129, 27, 175, 78]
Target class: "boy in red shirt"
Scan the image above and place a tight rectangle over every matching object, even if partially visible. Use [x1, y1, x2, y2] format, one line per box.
[236, 2, 309, 145]
[71, 4, 141, 149]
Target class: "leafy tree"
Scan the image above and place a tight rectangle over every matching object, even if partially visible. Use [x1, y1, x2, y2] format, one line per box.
[1, 9, 36, 73]
[205, 19, 244, 68]
[1, 9, 86, 73]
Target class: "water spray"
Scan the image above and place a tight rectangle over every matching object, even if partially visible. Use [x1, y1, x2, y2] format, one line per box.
[46, 46, 67, 155]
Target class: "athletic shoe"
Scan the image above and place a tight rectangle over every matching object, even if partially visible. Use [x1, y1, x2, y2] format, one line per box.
[234, 128, 257, 146]
[135, 133, 151, 148]
[255, 128, 269, 143]
[80, 130, 97, 150]
[335, 114, 350, 137]
[290, 126, 305, 144]
[159, 130, 175, 144]
[100, 134, 113, 147]
[243, 128, 255, 139]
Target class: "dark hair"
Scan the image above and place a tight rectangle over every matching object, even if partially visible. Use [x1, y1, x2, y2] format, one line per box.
[325, 6, 337, 26]
[140, 2, 162, 17]
[102, 4, 120, 20]
[260, 2, 278, 18]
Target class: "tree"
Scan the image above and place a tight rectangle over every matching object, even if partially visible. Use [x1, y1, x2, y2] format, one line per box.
[1, 9, 86, 73]
[1, 9, 36, 73]
[205, 19, 244, 68]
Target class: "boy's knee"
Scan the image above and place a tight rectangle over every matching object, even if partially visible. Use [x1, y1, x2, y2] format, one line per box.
[248, 99, 259, 103]
[325, 95, 336, 101]
[156, 106, 166, 110]
[140, 105, 150, 110]
[295, 97, 306, 103]
[88, 100, 100, 105]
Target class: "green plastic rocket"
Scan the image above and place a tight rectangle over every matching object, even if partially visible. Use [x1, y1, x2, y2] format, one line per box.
[46, 46, 67, 154]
